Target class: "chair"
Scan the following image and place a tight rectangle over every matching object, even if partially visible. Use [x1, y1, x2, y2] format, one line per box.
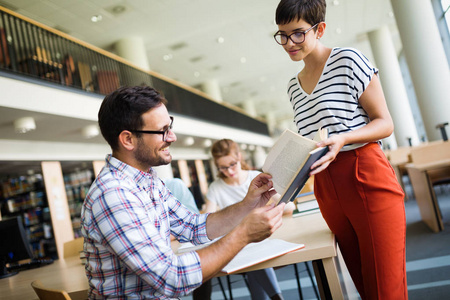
[293, 262, 320, 300]
[63, 237, 84, 259]
[31, 280, 88, 300]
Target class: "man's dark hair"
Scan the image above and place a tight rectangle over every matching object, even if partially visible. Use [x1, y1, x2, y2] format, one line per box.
[275, 0, 326, 26]
[98, 86, 168, 150]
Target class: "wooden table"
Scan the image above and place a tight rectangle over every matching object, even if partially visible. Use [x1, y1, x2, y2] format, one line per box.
[1, 213, 352, 300]
[406, 158, 450, 232]
[0, 256, 88, 299]
[222, 213, 352, 300]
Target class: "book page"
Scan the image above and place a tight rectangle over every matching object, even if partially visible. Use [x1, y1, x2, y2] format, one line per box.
[262, 130, 316, 195]
[221, 239, 305, 274]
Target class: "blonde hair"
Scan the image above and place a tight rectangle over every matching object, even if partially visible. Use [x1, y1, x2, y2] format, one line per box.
[211, 139, 250, 179]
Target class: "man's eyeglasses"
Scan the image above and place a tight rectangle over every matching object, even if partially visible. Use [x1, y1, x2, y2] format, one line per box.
[218, 161, 239, 172]
[274, 23, 319, 45]
[129, 116, 174, 142]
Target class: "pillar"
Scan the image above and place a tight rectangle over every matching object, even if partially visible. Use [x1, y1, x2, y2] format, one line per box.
[390, 0, 450, 141]
[200, 79, 223, 102]
[115, 37, 150, 71]
[368, 25, 420, 147]
[265, 111, 277, 135]
[242, 100, 257, 118]
[253, 146, 267, 169]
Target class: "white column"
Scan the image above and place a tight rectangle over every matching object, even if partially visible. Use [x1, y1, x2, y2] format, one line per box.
[265, 111, 276, 135]
[200, 79, 223, 102]
[242, 100, 257, 118]
[390, 0, 450, 141]
[368, 25, 420, 147]
[383, 133, 399, 151]
[253, 146, 267, 169]
[114, 37, 150, 71]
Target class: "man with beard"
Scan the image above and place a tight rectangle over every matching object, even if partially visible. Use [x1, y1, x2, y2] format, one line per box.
[80, 86, 285, 300]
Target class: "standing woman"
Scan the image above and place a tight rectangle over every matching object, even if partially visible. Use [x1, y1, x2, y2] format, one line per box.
[205, 139, 293, 300]
[273, 0, 407, 299]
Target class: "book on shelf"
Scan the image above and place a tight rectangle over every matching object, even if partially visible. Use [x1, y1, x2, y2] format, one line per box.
[263, 128, 328, 205]
[177, 238, 304, 274]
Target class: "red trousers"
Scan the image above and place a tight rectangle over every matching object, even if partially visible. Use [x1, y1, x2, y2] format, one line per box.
[314, 143, 408, 300]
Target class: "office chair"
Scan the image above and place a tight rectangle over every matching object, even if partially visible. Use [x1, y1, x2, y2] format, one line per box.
[31, 280, 88, 300]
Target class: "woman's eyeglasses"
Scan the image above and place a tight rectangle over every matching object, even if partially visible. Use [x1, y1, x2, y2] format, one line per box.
[218, 161, 239, 172]
[274, 23, 319, 45]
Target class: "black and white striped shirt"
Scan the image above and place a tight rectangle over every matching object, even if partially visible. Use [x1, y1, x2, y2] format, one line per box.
[287, 47, 378, 150]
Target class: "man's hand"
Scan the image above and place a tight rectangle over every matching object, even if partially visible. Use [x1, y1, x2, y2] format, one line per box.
[239, 202, 285, 244]
[243, 173, 277, 209]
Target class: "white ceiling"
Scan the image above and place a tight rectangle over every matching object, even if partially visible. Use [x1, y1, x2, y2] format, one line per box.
[0, 0, 399, 128]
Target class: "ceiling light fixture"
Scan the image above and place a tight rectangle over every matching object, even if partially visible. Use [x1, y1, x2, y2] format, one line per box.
[217, 37, 225, 43]
[91, 15, 103, 22]
[183, 137, 195, 146]
[82, 124, 100, 139]
[203, 139, 212, 148]
[14, 117, 36, 133]
[240, 57, 247, 63]
[194, 71, 200, 78]
[163, 54, 173, 61]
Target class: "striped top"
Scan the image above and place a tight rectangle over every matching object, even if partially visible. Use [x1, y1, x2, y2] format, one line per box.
[81, 154, 210, 299]
[287, 47, 378, 150]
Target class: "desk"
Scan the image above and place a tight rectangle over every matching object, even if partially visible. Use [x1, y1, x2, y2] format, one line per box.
[1, 214, 352, 300]
[0, 256, 88, 299]
[219, 213, 352, 300]
[406, 158, 450, 232]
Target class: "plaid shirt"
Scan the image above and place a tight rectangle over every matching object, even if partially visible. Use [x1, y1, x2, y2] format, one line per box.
[81, 155, 210, 299]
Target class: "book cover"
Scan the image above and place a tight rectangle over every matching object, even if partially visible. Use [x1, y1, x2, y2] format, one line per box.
[262, 129, 328, 205]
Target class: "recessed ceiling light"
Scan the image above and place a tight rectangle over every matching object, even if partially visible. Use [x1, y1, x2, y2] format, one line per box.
[333, 0, 339, 5]
[163, 54, 173, 61]
[203, 139, 212, 147]
[82, 125, 100, 139]
[217, 37, 225, 43]
[194, 71, 200, 77]
[91, 15, 103, 22]
[240, 57, 247, 63]
[183, 137, 195, 146]
[335, 28, 342, 34]
[14, 117, 36, 133]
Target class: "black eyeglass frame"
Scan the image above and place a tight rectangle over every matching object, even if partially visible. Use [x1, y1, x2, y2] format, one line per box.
[218, 161, 239, 172]
[273, 23, 319, 45]
[129, 116, 174, 142]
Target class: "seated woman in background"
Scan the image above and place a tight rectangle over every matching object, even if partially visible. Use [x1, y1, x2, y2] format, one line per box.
[205, 139, 294, 300]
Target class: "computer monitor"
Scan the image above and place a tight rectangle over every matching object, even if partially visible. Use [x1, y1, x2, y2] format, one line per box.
[0, 216, 33, 279]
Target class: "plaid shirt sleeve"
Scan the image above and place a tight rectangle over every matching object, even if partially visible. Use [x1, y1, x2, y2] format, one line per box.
[85, 182, 205, 299]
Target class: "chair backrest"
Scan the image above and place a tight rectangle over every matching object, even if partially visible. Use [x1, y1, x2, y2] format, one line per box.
[63, 237, 84, 259]
[31, 280, 72, 300]
[410, 141, 450, 165]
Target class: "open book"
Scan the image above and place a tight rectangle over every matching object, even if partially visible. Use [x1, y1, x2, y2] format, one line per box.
[263, 128, 328, 205]
[177, 238, 304, 274]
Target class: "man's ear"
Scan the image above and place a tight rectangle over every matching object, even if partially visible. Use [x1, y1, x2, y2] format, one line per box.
[118, 130, 135, 151]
